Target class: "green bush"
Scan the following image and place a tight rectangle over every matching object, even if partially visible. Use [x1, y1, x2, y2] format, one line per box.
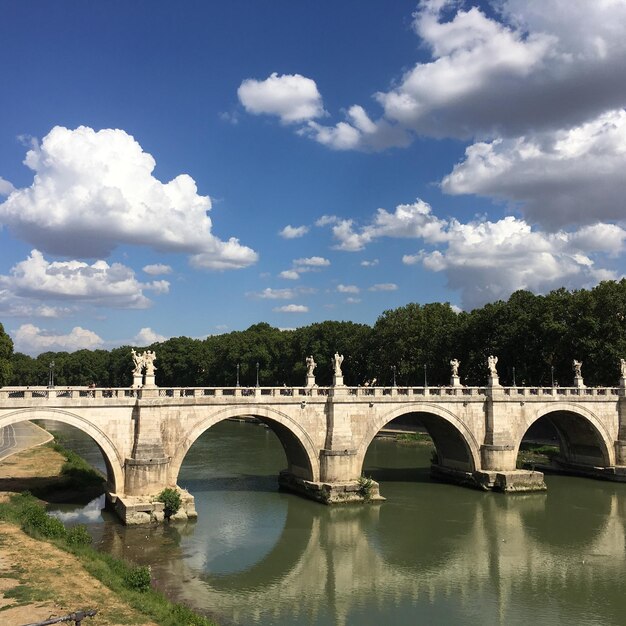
[21, 504, 66, 540]
[157, 488, 182, 520]
[124, 564, 152, 592]
[66, 524, 93, 547]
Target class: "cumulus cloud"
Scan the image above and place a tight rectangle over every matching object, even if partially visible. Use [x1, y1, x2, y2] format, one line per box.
[442, 108, 626, 228]
[279, 270, 300, 280]
[238, 73, 325, 123]
[345, 297, 361, 304]
[369, 283, 398, 292]
[133, 327, 167, 345]
[403, 215, 626, 309]
[325, 200, 448, 251]
[249, 287, 295, 300]
[337, 284, 360, 294]
[0, 177, 14, 196]
[375, 1, 626, 140]
[294, 256, 331, 267]
[0, 126, 257, 269]
[13, 323, 104, 355]
[142, 263, 173, 276]
[273, 304, 309, 313]
[0, 249, 166, 309]
[315, 215, 338, 227]
[279, 224, 309, 239]
[361, 259, 379, 267]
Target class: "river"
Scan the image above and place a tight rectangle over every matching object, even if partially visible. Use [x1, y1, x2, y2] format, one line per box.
[42, 419, 626, 626]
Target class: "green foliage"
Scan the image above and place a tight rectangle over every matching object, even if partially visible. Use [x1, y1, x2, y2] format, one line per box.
[0, 321, 13, 386]
[20, 502, 67, 540]
[124, 564, 152, 592]
[51, 442, 106, 489]
[157, 488, 182, 520]
[357, 476, 374, 502]
[8, 278, 626, 388]
[66, 524, 93, 547]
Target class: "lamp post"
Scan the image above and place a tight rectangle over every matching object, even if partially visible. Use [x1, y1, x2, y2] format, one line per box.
[48, 360, 55, 388]
[391, 365, 397, 387]
[512, 366, 516, 387]
[256, 362, 260, 387]
[236, 363, 240, 387]
[551, 365, 555, 387]
[424, 364, 428, 388]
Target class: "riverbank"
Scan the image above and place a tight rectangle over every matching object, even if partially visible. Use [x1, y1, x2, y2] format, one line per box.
[0, 444, 218, 626]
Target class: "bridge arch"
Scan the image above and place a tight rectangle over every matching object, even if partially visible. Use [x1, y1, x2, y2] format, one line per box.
[0, 407, 125, 492]
[514, 403, 615, 468]
[169, 405, 321, 485]
[356, 403, 481, 475]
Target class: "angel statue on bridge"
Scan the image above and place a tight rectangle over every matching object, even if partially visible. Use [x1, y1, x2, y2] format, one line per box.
[131, 349, 145, 376]
[144, 351, 157, 376]
[306, 355, 316, 376]
[450, 358, 460, 377]
[332, 352, 344, 376]
[487, 355, 498, 377]
[573, 359, 583, 378]
[621, 358, 626, 379]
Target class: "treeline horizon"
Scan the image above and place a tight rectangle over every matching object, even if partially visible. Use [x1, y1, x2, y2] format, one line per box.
[2, 280, 626, 389]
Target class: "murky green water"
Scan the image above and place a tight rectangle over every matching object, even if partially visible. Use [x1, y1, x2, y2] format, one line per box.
[44, 420, 626, 626]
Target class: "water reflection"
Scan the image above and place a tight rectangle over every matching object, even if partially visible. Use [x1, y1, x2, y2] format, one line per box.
[48, 420, 626, 626]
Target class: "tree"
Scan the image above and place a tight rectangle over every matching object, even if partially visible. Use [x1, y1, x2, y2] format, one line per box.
[0, 322, 14, 386]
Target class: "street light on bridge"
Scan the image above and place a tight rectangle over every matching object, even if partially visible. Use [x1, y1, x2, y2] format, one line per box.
[424, 364, 428, 388]
[391, 365, 397, 387]
[551, 365, 555, 387]
[236, 363, 240, 387]
[256, 362, 260, 387]
[48, 360, 55, 388]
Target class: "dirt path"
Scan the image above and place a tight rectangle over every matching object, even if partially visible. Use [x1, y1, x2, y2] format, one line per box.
[0, 446, 158, 626]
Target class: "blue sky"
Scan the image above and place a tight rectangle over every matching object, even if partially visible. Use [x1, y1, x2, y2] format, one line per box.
[2, 0, 626, 354]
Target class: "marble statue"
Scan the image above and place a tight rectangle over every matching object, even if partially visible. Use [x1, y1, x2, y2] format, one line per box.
[306, 355, 316, 377]
[332, 352, 344, 376]
[573, 360, 582, 378]
[487, 355, 498, 377]
[131, 349, 145, 376]
[144, 350, 157, 376]
[450, 358, 460, 377]
[621, 358, 626, 378]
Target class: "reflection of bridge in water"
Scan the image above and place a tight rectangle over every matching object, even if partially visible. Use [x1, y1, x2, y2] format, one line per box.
[106, 483, 626, 626]
[2, 381, 626, 523]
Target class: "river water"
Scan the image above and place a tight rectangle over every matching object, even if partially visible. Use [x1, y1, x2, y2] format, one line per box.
[43, 419, 626, 626]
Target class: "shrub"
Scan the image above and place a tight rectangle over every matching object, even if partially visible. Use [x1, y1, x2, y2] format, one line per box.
[66, 524, 93, 547]
[357, 476, 374, 502]
[21, 504, 67, 540]
[124, 565, 151, 592]
[157, 488, 182, 521]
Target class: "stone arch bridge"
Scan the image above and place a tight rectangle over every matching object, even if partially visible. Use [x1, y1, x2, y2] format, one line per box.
[2, 381, 626, 523]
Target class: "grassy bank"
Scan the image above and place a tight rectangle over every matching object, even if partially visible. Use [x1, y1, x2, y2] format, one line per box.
[0, 439, 219, 626]
[517, 442, 560, 468]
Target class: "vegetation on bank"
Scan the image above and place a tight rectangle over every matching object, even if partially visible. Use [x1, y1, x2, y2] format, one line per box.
[0, 492, 218, 626]
[3, 280, 626, 389]
[517, 442, 560, 469]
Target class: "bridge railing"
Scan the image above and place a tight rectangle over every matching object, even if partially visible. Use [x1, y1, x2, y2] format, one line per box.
[0, 387, 140, 401]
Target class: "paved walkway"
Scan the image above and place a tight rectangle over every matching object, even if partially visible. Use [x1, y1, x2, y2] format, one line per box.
[0, 421, 53, 461]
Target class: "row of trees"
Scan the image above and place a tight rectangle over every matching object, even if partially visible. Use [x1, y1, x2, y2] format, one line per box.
[3, 280, 626, 389]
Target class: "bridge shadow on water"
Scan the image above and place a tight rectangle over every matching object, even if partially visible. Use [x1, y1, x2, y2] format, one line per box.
[180, 474, 281, 494]
[365, 465, 433, 484]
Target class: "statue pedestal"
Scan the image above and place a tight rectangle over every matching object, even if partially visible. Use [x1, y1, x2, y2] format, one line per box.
[573, 376, 585, 388]
[132, 374, 143, 388]
[620, 377, 626, 389]
[333, 375, 344, 387]
[488, 375, 500, 387]
[305, 375, 316, 388]
[144, 374, 156, 388]
[450, 375, 461, 387]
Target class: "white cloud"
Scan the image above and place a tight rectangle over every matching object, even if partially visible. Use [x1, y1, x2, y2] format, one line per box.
[0, 249, 166, 309]
[273, 304, 309, 313]
[315, 215, 338, 227]
[442, 109, 626, 228]
[238, 73, 325, 124]
[0, 291, 72, 319]
[279, 270, 300, 280]
[305, 105, 410, 151]
[142, 263, 173, 276]
[133, 327, 167, 345]
[279, 224, 309, 239]
[0, 126, 257, 269]
[404, 215, 626, 309]
[345, 297, 361, 304]
[337, 284, 360, 294]
[294, 256, 331, 267]
[0, 176, 14, 196]
[374, 1, 626, 140]
[328, 200, 448, 251]
[13, 323, 104, 355]
[249, 287, 295, 300]
[369, 283, 398, 292]
[360, 259, 379, 267]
